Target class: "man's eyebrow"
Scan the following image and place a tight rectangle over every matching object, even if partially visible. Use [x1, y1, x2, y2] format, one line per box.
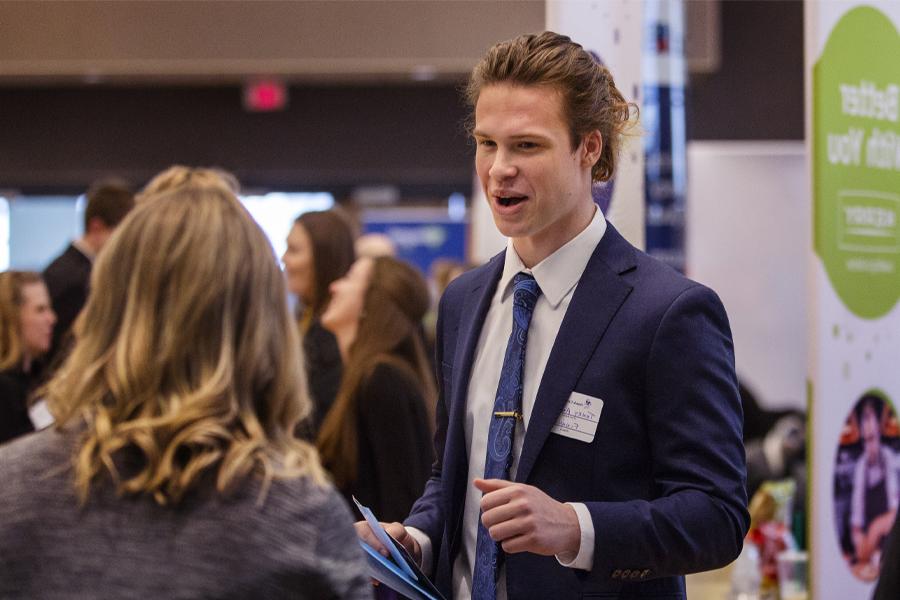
[508, 133, 551, 141]
[472, 130, 551, 140]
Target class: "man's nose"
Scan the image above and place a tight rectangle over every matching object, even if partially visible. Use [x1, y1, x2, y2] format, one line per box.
[489, 150, 517, 180]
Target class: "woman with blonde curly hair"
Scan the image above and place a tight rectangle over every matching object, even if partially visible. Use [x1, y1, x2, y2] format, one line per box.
[0, 171, 369, 599]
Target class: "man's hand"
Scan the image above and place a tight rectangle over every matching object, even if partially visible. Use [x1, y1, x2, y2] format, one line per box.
[475, 478, 581, 557]
[354, 520, 422, 564]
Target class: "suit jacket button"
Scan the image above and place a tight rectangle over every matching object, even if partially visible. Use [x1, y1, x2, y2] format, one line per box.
[611, 569, 621, 579]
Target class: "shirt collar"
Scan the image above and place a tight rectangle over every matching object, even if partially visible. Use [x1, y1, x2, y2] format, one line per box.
[499, 205, 607, 308]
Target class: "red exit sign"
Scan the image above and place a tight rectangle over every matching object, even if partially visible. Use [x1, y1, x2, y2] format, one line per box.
[243, 79, 288, 112]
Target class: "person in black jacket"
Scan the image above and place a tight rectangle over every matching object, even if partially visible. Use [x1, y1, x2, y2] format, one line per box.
[42, 179, 134, 367]
[0, 271, 56, 444]
[317, 256, 435, 523]
[283, 209, 356, 435]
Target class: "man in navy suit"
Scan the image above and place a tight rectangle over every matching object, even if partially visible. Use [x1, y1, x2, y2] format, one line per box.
[359, 31, 748, 599]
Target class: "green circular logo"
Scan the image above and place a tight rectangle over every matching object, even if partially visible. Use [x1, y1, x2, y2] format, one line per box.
[814, 7, 900, 319]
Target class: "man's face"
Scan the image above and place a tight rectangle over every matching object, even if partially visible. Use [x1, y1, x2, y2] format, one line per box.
[473, 83, 600, 265]
[862, 404, 881, 459]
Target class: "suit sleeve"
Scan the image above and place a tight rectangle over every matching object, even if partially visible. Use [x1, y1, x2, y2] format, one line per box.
[584, 284, 749, 579]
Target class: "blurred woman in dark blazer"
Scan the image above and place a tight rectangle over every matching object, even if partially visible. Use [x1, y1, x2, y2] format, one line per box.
[283, 209, 356, 435]
[317, 256, 435, 522]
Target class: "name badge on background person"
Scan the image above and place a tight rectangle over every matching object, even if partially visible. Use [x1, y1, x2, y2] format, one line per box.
[551, 392, 603, 443]
[28, 398, 55, 430]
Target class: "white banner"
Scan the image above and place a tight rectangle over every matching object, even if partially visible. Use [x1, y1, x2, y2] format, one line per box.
[806, 2, 900, 598]
[546, 0, 645, 249]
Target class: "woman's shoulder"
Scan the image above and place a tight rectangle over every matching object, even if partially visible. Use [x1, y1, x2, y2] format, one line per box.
[0, 368, 27, 391]
[255, 476, 363, 554]
[0, 428, 76, 510]
[0, 428, 72, 471]
[259, 474, 352, 526]
[364, 357, 418, 386]
[354, 358, 426, 420]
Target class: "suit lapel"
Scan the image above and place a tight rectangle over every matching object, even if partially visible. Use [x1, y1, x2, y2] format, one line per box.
[515, 224, 636, 484]
[444, 253, 504, 556]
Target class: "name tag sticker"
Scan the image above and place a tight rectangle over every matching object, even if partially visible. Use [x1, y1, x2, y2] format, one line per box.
[550, 391, 603, 443]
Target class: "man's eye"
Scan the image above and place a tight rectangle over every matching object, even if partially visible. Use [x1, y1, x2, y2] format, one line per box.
[518, 142, 538, 149]
[477, 139, 495, 148]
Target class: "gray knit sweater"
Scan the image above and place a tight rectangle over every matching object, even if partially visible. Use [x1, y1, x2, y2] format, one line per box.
[0, 428, 372, 599]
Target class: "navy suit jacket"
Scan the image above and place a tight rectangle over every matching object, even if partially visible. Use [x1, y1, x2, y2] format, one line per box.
[405, 223, 749, 599]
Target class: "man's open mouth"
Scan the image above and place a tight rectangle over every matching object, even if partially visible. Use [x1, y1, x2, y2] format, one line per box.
[496, 196, 527, 207]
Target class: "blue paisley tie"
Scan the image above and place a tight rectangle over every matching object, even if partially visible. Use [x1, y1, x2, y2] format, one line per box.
[471, 272, 542, 600]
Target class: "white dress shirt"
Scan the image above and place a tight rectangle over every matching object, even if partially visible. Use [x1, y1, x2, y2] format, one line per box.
[409, 206, 606, 599]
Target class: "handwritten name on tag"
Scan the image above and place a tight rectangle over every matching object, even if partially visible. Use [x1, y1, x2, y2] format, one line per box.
[550, 391, 603, 443]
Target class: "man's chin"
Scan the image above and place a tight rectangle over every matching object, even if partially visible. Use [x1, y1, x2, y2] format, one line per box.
[491, 216, 529, 240]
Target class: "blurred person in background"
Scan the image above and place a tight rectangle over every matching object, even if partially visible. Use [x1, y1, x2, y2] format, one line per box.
[42, 179, 134, 367]
[740, 382, 807, 539]
[0, 271, 56, 444]
[851, 395, 898, 576]
[317, 256, 435, 523]
[355, 232, 396, 259]
[0, 174, 369, 598]
[283, 209, 356, 435]
[424, 259, 475, 357]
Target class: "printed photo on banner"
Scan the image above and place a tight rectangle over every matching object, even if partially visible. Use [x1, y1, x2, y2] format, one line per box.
[832, 391, 900, 582]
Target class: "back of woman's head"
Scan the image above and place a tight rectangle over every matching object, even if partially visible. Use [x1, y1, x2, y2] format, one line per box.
[138, 165, 239, 201]
[295, 209, 356, 317]
[47, 173, 323, 504]
[0, 270, 43, 371]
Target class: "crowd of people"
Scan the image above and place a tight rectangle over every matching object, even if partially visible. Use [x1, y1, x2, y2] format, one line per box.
[0, 29, 896, 600]
[0, 159, 454, 596]
[0, 171, 371, 597]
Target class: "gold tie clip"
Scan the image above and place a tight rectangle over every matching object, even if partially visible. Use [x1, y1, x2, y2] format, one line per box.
[493, 411, 523, 420]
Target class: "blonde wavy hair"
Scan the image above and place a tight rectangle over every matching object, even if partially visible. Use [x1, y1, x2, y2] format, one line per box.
[46, 173, 324, 505]
[137, 164, 239, 202]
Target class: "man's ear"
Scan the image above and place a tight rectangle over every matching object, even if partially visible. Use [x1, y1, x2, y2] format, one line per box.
[85, 217, 109, 236]
[580, 130, 603, 168]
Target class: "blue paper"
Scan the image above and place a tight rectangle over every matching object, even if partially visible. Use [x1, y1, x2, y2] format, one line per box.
[359, 540, 442, 600]
[352, 496, 418, 580]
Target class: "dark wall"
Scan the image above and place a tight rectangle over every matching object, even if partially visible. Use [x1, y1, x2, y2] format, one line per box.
[0, 83, 474, 196]
[0, 1, 806, 194]
[687, 0, 804, 140]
